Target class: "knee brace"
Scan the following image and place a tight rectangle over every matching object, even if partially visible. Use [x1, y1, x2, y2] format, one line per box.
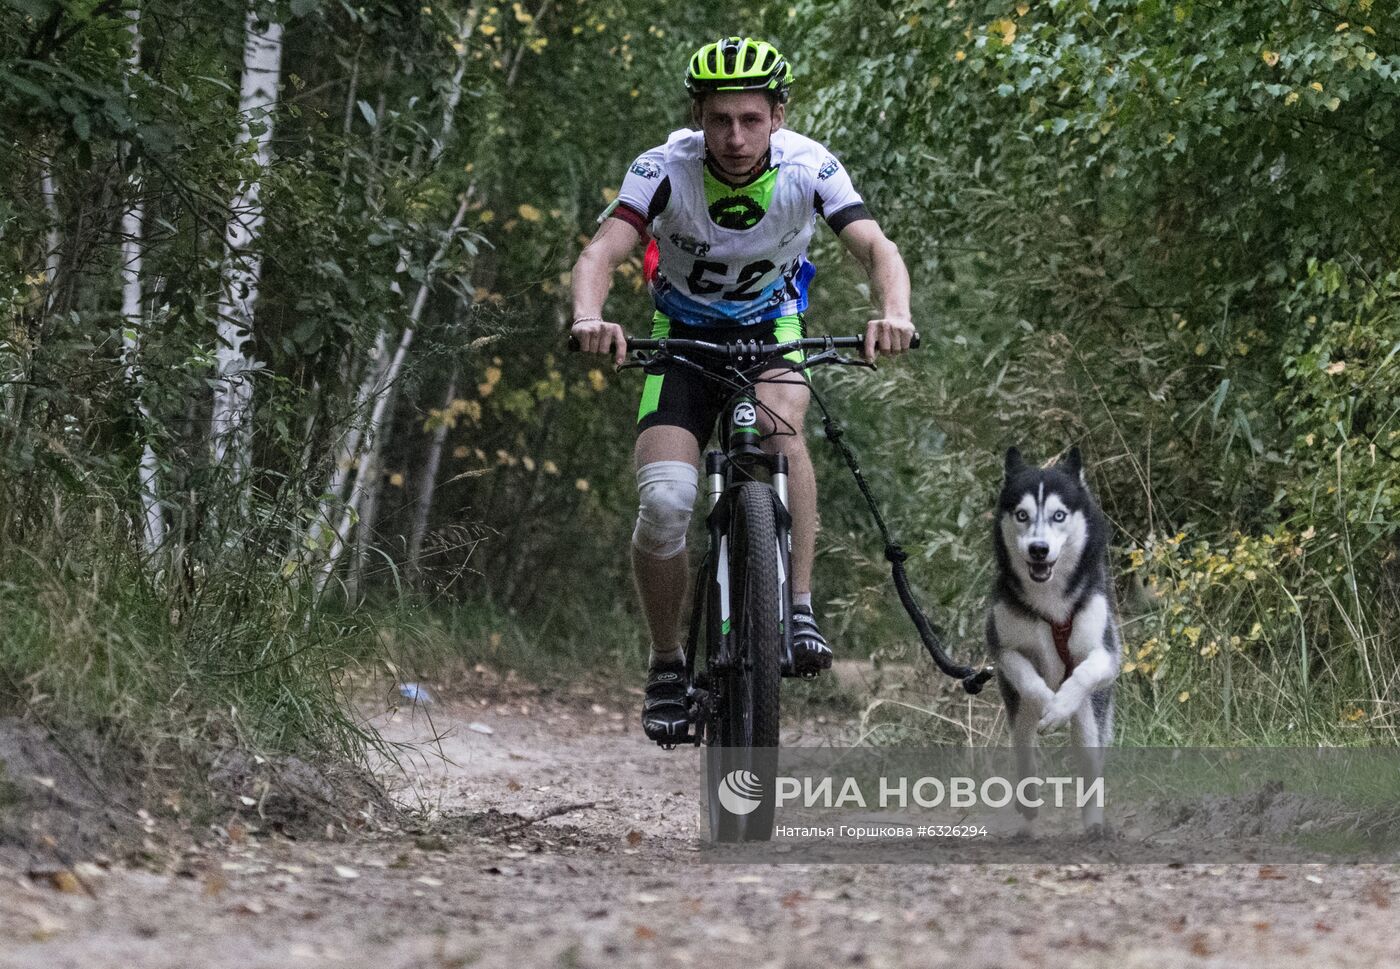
[632, 460, 698, 560]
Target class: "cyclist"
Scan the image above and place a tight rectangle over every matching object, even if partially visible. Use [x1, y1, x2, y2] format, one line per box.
[569, 36, 915, 744]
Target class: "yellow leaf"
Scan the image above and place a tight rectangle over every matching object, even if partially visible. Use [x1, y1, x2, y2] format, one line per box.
[479, 209, 494, 223]
[1015, 2, 1029, 15]
[1326, 96, 1341, 111]
[1178, 691, 1191, 703]
[542, 460, 559, 475]
[989, 17, 1017, 45]
[588, 369, 607, 393]
[453, 446, 469, 458]
[517, 203, 543, 222]
[388, 472, 404, 487]
[1309, 81, 1323, 92]
[521, 456, 535, 472]
[575, 478, 590, 492]
[1284, 90, 1299, 106]
[601, 186, 618, 203]
[479, 22, 496, 36]
[954, 49, 966, 62]
[1261, 50, 1280, 68]
[1363, 25, 1376, 36]
[1335, 21, 1349, 31]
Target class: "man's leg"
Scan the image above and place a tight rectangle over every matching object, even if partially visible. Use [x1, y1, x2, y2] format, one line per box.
[632, 424, 701, 659]
[756, 367, 831, 671]
[634, 424, 701, 742]
[755, 371, 816, 595]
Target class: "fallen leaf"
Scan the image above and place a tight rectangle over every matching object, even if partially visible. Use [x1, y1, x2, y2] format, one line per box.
[204, 874, 228, 898]
[1314, 920, 1334, 933]
[625, 830, 643, 846]
[1364, 881, 1391, 908]
[334, 866, 360, 880]
[781, 890, 805, 908]
[1257, 865, 1287, 880]
[506, 780, 522, 791]
[49, 871, 84, 895]
[1188, 933, 1212, 956]
[634, 925, 656, 940]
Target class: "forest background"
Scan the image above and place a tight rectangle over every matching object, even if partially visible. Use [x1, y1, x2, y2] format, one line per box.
[1, 0, 1397, 762]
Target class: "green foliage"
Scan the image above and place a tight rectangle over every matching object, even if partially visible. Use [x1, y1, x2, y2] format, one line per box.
[788, 0, 1400, 742]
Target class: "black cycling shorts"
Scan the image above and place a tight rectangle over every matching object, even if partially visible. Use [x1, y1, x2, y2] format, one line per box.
[635, 313, 808, 446]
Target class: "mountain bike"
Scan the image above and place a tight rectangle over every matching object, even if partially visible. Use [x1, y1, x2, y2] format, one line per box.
[575, 332, 915, 842]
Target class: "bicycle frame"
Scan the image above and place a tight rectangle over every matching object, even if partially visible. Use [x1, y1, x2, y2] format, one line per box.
[689, 383, 796, 745]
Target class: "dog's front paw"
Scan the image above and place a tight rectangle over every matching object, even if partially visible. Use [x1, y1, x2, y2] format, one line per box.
[1036, 692, 1080, 733]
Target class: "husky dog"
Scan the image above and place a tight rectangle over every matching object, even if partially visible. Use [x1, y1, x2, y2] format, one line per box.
[987, 446, 1121, 837]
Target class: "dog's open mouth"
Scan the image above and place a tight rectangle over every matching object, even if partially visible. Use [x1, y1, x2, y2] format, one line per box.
[1027, 561, 1054, 583]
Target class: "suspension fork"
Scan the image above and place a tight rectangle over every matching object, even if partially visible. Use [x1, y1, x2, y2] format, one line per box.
[704, 448, 795, 675]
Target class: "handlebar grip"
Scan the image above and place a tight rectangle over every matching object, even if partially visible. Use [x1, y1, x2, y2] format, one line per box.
[567, 334, 581, 352]
[911, 332, 921, 350]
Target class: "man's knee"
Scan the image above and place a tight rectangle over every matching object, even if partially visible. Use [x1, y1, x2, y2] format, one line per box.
[633, 460, 698, 560]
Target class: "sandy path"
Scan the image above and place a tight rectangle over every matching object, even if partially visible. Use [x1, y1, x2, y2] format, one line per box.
[1, 674, 1397, 968]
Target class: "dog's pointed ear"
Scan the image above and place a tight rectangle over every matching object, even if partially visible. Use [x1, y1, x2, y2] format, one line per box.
[1004, 447, 1026, 477]
[1059, 446, 1084, 483]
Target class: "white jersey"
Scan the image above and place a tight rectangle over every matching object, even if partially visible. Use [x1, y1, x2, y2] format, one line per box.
[607, 128, 868, 327]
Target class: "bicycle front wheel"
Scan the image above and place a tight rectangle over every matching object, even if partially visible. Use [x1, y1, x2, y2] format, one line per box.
[726, 481, 782, 749]
[708, 481, 783, 843]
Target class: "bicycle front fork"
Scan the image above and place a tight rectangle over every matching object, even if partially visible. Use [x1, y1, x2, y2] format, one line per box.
[704, 450, 796, 676]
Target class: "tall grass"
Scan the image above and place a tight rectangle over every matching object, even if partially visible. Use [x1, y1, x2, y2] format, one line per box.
[0, 477, 382, 765]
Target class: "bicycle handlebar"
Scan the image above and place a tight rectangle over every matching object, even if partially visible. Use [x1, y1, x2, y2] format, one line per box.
[566, 333, 920, 356]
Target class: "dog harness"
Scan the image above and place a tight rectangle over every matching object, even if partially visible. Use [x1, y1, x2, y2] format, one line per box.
[1050, 617, 1077, 675]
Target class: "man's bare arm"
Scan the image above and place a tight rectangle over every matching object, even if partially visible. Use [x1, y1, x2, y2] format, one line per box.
[837, 218, 916, 362]
[570, 217, 643, 366]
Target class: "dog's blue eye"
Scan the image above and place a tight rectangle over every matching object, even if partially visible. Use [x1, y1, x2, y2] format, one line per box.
[1052, 510, 1067, 523]
[1015, 510, 1029, 523]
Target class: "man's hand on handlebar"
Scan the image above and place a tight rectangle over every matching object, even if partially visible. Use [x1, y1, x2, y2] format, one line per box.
[863, 317, 917, 364]
[570, 318, 628, 368]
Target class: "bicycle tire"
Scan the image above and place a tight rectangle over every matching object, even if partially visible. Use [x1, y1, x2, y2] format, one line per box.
[721, 481, 783, 842]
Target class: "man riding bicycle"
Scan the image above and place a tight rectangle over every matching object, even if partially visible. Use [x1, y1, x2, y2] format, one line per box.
[569, 36, 915, 744]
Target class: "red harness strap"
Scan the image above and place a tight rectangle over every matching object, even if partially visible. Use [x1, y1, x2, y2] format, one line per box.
[1050, 618, 1077, 675]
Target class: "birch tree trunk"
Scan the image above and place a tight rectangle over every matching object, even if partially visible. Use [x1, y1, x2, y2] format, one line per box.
[119, 4, 166, 557]
[406, 367, 457, 580]
[313, 196, 469, 595]
[209, 6, 283, 499]
[40, 161, 62, 317]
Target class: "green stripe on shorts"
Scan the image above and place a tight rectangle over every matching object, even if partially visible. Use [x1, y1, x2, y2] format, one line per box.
[636, 313, 671, 423]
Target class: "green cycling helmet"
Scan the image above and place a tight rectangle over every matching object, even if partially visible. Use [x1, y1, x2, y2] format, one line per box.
[685, 36, 792, 103]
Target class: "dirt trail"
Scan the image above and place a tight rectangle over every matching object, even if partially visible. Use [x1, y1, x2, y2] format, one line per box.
[1, 671, 1397, 969]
